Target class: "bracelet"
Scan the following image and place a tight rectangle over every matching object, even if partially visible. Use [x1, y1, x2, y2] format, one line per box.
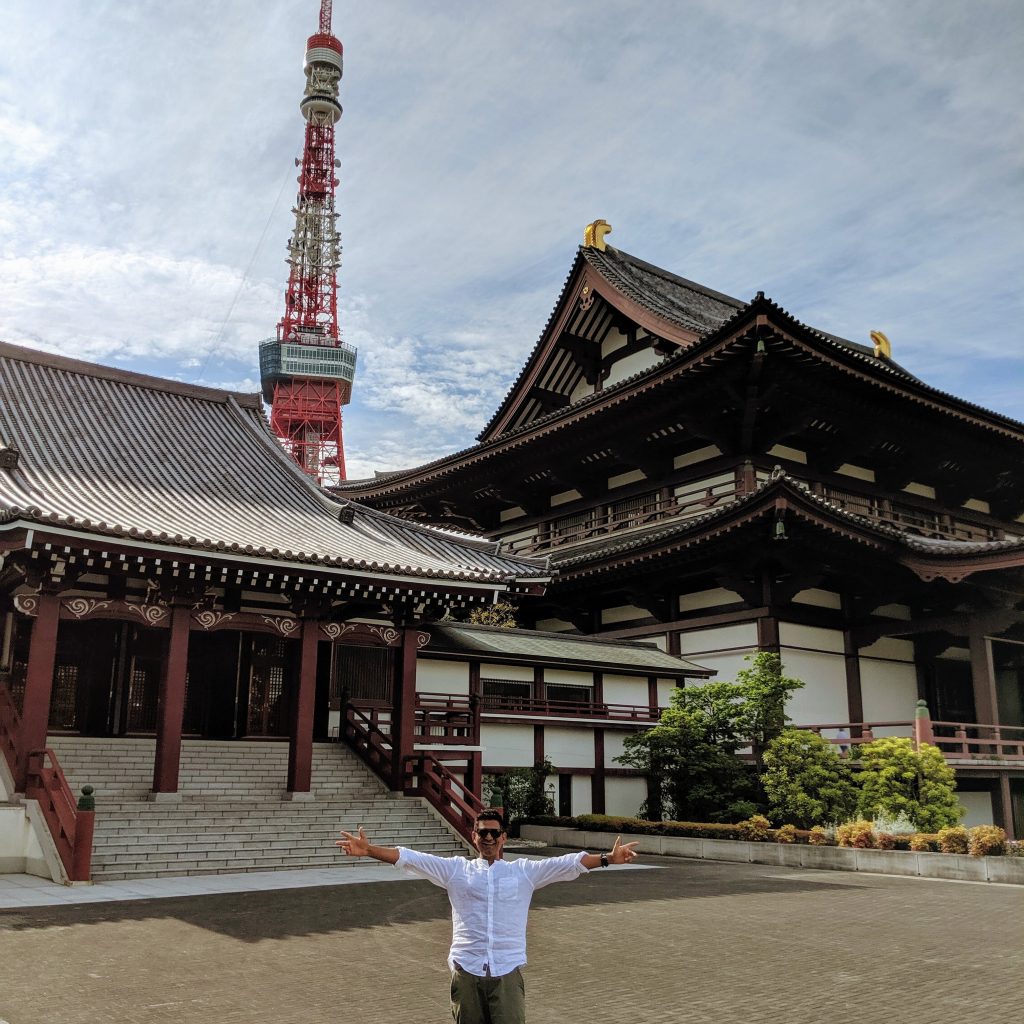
[600, 853, 609, 868]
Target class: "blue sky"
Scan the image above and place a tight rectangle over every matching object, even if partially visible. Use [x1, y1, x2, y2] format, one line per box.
[1, 1, 1021, 479]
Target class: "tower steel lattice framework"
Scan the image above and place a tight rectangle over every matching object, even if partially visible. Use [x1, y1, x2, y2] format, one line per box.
[259, 0, 355, 485]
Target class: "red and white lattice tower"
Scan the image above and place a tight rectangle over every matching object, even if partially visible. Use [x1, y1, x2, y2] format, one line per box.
[259, 0, 355, 485]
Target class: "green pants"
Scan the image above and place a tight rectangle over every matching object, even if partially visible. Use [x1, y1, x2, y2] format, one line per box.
[450, 965, 526, 1024]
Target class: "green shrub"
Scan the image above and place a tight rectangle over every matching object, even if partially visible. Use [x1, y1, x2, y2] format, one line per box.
[855, 738, 962, 832]
[837, 820, 876, 849]
[775, 823, 797, 844]
[937, 825, 969, 854]
[807, 825, 830, 847]
[736, 814, 772, 841]
[761, 729, 857, 828]
[968, 825, 1007, 857]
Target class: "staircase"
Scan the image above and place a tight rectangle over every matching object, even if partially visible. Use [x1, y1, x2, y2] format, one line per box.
[48, 738, 467, 882]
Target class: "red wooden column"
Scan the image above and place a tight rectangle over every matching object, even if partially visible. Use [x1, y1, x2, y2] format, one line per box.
[287, 619, 320, 795]
[152, 604, 191, 797]
[390, 628, 419, 791]
[969, 627, 998, 726]
[592, 729, 606, 815]
[15, 593, 61, 792]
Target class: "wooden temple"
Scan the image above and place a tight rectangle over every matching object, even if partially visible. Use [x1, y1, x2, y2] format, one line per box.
[339, 226, 1024, 836]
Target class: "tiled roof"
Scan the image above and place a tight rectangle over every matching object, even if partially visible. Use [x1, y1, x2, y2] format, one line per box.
[425, 622, 711, 676]
[0, 342, 549, 585]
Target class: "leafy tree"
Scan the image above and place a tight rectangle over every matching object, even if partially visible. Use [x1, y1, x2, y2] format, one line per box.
[761, 729, 857, 828]
[485, 759, 555, 829]
[854, 737, 963, 832]
[618, 652, 804, 822]
[467, 601, 519, 628]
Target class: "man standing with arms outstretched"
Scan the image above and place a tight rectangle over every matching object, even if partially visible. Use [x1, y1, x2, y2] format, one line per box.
[337, 809, 639, 1023]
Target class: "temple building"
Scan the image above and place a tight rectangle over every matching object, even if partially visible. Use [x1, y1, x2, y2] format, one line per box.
[339, 225, 1024, 836]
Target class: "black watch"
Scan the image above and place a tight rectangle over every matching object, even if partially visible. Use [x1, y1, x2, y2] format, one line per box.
[600, 853, 609, 868]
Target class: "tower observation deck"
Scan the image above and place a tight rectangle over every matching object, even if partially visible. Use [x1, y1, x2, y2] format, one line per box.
[259, 0, 355, 485]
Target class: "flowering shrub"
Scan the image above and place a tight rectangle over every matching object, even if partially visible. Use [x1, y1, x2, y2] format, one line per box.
[837, 820, 876, 849]
[1007, 840, 1024, 859]
[875, 832, 897, 850]
[807, 825, 830, 846]
[775, 823, 797, 844]
[737, 815, 772, 842]
[968, 825, 1007, 858]
[937, 825, 969, 855]
[909, 833, 939, 852]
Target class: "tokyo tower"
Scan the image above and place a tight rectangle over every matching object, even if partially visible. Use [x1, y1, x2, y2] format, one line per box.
[259, 0, 355, 485]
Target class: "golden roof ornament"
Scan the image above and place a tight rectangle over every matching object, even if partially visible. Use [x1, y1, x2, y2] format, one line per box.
[870, 330, 892, 359]
[583, 219, 612, 251]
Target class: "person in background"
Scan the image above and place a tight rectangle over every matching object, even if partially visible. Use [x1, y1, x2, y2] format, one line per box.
[337, 808, 639, 1024]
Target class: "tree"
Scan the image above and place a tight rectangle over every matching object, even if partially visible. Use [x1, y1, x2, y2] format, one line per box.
[617, 652, 804, 822]
[485, 759, 555, 829]
[467, 601, 519, 628]
[854, 737, 963, 832]
[761, 729, 857, 828]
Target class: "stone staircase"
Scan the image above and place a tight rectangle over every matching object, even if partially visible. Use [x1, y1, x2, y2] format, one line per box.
[48, 737, 467, 881]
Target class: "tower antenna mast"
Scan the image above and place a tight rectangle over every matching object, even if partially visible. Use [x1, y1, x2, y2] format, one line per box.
[259, 0, 355, 484]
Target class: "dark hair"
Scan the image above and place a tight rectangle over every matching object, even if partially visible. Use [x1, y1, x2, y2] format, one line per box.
[474, 809, 506, 832]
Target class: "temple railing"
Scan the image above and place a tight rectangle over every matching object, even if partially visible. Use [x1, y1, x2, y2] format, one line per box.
[404, 752, 484, 843]
[930, 721, 1024, 761]
[0, 678, 95, 882]
[481, 695, 660, 722]
[341, 703, 393, 781]
[414, 695, 480, 745]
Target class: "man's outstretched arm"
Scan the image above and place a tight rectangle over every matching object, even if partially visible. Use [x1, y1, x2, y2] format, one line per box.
[580, 834, 639, 870]
[336, 826, 400, 864]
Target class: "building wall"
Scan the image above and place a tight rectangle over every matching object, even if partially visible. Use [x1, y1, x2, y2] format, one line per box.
[417, 658, 470, 695]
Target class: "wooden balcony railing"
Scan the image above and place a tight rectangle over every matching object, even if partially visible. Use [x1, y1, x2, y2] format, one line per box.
[414, 695, 479, 745]
[497, 472, 1020, 556]
[481, 695, 660, 722]
[930, 721, 1024, 761]
[404, 752, 485, 843]
[0, 678, 95, 882]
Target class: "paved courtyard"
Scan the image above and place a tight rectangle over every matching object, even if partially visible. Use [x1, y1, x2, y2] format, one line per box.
[2, 849, 1022, 1024]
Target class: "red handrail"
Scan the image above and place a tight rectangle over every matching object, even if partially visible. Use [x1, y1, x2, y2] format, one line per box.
[405, 752, 484, 843]
[0, 678, 95, 882]
[481, 695, 660, 722]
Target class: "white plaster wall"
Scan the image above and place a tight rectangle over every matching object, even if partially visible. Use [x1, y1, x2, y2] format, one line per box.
[604, 348, 660, 388]
[681, 651, 752, 687]
[481, 725, 534, 768]
[792, 588, 842, 610]
[657, 680, 680, 707]
[535, 619, 575, 633]
[481, 663, 533, 682]
[779, 623, 844, 654]
[571, 775, 593, 816]
[602, 674, 648, 704]
[677, 623, 758, 656]
[601, 605, 647, 625]
[544, 727, 595, 769]
[416, 658, 470, 695]
[778, 649, 849, 726]
[0, 805, 49, 878]
[605, 777, 647, 818]
[678, 587, 740, 612]
[859, 660, 919, 733]
[603, 731, 629, 768]
[673, 445, 722, 469]
[960, 791, 995, 828]
[859, 637, 915, 662]
[873, 603, 912, 621]
[608, 469, 646, 489]
[543, 668, 593, 687]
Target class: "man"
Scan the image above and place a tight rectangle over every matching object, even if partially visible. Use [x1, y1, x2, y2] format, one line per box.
[336, 809, 639, 1023]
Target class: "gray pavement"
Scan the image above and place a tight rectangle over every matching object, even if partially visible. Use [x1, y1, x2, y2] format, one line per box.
[2, 849, 1022, 1024]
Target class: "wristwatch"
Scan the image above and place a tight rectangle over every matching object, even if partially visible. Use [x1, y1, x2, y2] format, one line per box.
[600, 854, 609, 868]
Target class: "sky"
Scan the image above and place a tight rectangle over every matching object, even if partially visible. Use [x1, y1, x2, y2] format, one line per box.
[1, 1, 1022, 480]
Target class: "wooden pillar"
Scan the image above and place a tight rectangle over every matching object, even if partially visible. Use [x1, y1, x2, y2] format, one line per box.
[841, 597, 864, 736]
[466, 751, 483, 804]
[533, 724, 545, 765]
[152, 604, 191, 796]
[390, 628, 418, 791]
[287, 619, 320, 795]
[15, 593, 61, 792]
[969, 628, 998, 725]
[996, 775, 1016, 841]
[592, 728, 606, 815]
[592, 671, 603, 710]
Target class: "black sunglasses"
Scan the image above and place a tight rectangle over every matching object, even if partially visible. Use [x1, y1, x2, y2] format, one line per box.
[475, 828, 503, 840]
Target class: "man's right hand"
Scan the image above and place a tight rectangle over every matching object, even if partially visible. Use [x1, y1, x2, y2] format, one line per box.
[336, 825, 371, 857]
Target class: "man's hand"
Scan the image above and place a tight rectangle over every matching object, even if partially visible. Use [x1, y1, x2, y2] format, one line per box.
[336, 825, 371, 857]
[608, 834, 640, 865]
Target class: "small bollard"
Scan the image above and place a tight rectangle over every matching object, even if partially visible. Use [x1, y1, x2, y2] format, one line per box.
[77, 783, 95, 811]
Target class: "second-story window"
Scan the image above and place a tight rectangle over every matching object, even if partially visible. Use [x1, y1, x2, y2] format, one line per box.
[481, 678, 532, 709]
[546, 682, 594, 705]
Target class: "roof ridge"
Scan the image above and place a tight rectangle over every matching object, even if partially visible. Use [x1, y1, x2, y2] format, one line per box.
[0, 339, 262, 408]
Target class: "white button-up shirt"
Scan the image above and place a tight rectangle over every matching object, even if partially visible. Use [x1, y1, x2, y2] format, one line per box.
[396, 848, 587, 977]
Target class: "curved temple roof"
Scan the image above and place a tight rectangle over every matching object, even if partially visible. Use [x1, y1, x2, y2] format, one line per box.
[0, 342, 549, 586]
